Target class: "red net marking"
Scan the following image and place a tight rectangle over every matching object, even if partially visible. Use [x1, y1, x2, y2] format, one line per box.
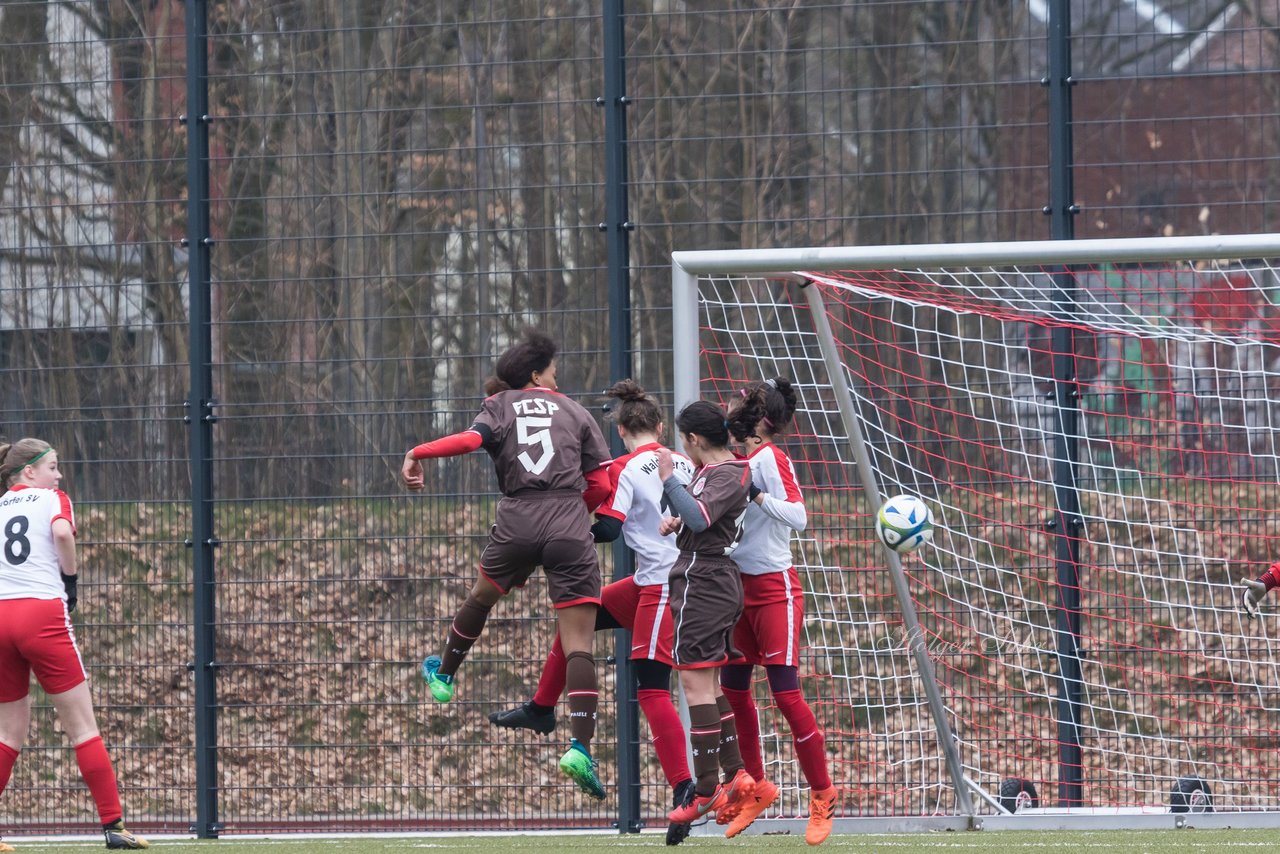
[693, 262, 1280, 814]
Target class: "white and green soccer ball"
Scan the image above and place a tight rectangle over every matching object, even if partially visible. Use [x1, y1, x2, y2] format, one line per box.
[875, 494, 935, 554]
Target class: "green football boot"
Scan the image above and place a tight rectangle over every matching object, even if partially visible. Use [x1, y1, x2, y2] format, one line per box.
[559, 737, 606, 800]
[421, 654, 455, 703]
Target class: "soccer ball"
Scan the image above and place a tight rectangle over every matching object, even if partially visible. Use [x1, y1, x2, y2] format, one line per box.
[876, 494, 934, 554]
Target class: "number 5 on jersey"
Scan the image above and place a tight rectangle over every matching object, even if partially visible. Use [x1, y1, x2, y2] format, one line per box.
[516, 415, 555, 475]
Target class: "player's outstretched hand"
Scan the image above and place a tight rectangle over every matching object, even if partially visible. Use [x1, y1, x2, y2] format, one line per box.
[655, 447, 674, 481]
[402, 452, 425, 492]
[659, 515, 682, 537]
[1241, 577, 1267, 619]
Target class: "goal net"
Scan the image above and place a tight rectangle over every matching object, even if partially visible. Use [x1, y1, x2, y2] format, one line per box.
[672, 234, 1280, 822]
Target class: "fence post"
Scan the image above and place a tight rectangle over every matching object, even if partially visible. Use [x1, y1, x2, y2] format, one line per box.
[1046, 0, 1085, 808]
[601, 0, 642, 833]
[184, 0, 220, 837]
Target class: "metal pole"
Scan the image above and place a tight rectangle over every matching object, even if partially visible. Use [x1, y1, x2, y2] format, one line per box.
[1046, 0, 1077, 244]
[802, 283, 976, 820]
[602, 0, 640, 833]
[670, 264, 700, 422]
[184, 0, 219, 838]
[668, 262, 698, 773]
[1047, 0, 1084, 807]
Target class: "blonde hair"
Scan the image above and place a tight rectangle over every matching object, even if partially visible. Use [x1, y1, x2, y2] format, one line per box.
[0, 438, 53, 490]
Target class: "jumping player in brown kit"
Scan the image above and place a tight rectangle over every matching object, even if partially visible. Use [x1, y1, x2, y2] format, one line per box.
[401, 329, 613, 799]
[489, 379, 701, 844]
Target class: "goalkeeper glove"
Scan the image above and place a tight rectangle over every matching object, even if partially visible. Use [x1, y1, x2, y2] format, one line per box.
[61, 572, 77, 613]
[1241, 578, 1267, 619]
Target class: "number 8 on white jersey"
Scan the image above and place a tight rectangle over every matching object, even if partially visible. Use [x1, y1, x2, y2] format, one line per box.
[0, 486, 75, 602]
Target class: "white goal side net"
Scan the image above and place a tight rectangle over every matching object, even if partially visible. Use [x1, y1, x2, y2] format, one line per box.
[672, 234, 1280, 823]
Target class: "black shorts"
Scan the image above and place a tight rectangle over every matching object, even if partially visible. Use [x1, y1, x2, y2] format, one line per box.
[479, 493, 601, 607]
[668, 552, 743, 669]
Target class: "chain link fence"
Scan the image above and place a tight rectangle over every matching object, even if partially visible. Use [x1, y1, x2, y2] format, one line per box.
[0, 0, 1276, 836]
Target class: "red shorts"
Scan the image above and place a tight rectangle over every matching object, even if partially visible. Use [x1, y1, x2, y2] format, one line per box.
[730, 567, 804, 667]
[0, 598, 87, 702]
[601, 577, 674, 666]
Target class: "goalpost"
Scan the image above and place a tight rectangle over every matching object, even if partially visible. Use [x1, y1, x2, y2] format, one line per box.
[672, 233, 1280, 831]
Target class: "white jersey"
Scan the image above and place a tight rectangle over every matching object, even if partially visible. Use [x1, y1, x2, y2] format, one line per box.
[597, 442, 695, 587]
[733, 443, 807, 576]
[0, 485, 76, 601]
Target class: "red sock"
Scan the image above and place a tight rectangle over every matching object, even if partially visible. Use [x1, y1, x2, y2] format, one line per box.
[774, 689, 832, 791]
[722, 686, 764, 781]
[74, 736, 123, 825]
[533, 634, 568, 708]
[638, 688, 691, 787]
[0, 741, 18, 797]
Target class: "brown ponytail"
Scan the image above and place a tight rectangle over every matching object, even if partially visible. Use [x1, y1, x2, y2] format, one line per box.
[0, 438, 53, 490]
[605, 379, 664, 435]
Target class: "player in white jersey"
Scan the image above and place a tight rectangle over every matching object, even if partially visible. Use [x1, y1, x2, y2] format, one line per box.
[0, 439, 148, 850]
[718, 379, 838, 845]
[489, 380, 701, 845]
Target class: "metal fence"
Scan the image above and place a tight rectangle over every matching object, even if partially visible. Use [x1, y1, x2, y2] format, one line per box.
[0, 0, 1277, 837]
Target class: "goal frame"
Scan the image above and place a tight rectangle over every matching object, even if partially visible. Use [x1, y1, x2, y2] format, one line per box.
[673, 232, 1280, 833]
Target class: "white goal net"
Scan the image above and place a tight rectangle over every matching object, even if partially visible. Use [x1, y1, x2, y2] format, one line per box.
[672, 234, 1280, 821]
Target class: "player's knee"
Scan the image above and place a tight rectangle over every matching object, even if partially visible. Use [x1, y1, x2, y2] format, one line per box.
[633, 658, 672, 691]
[0, 709, 29, 750]
[47, 684, 100, 743]
[469, 578, 504, 606]
[0, 692, 32, 729]
[721, 663, 754, 692]
[764, 664, 800, 693]
[594, 607, 623, 632]
[773, 688, 819, 732]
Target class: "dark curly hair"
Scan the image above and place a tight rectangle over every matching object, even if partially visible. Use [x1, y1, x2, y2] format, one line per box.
[485, 328, 558, 395]
[676, 400, 763, 448]
[734, 376, 798, 437]
[605, 379, 664, 436]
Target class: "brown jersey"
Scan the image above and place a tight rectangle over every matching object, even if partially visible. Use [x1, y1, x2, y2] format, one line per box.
[471, 388, 611, 496]
[675, 460, 752, 557]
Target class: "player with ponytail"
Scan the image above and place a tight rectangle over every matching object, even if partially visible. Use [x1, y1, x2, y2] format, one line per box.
[490, 379, 702, 844]
[657, 399, 761, 826]
[401, 328, 614, 799]
[718, 378, 839, 845]
[0, 439, 148, 849]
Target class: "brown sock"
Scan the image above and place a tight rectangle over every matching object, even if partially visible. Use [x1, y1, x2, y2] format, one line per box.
[565, 650, 598, 746]
[716, 693, 745, 780]
[688, 702, 722, 796]
[439, 595, 492, 675]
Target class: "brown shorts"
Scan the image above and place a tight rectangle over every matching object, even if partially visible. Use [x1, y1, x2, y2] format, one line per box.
[668, 552, 743, 669]
[479, 492, 601, 607]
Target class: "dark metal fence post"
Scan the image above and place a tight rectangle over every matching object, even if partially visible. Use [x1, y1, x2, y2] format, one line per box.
[602, 0, 642, 833]
[1046, 0, 1084, 808]
[184, 0, 219, 837]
